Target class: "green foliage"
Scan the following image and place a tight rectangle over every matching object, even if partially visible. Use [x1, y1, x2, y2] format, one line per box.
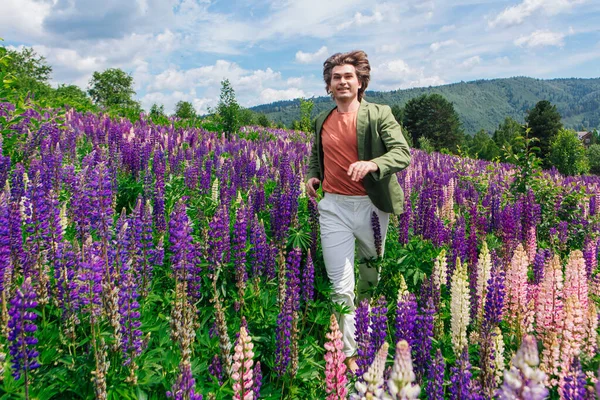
[256, 113, 272, 127]
[297, 98, 314, 133]
[238, 107, 256, 127]
[50, 84, 95, 111]
[88, 68, 139, 110]
[470, 129, 500, 161]
[403, 93, 464, 152]
[174, 101, 196, 120]
[417, 136, 435, 154]
[503, 128, 543, 194]
[587, 144, 600, 174]
[493, 117, 524, 160]
[525, 100, 562, 165]
[549, 128, 590, 176]
[216, 79, 240, 139]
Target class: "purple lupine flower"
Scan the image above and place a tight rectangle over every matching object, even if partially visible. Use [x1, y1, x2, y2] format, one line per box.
[532, 248, 551, 285]
[308, 197, 319, 259]
[119, 269, 143, 369]
[395, 291, 418, 349]
[79, 243, 104, 323]
[88, 162, 114, 246]
[560, 357, 588, 400]
[0, 192, 12, 295]
[414, 297, 434, 382]
[265, 241, 278, 280]
[449, 348, 482, 400]
[482, 260, 506, 332]
[426, 349, 445, 400]
[153, 150, 166, 233]
[583, 237, 597, 278]
[274, 296, 293, 376]
[169, 202, 200, 301]
[248, 215, 268, 280]
[22, 171, 51, 285]
[302, 250, 315, 304]
[207, 205, 230, 270]
[54, 243, 81, 324]
[398, 197, 411, 245]
[8, 277, 40, 382]
[355, 298, 372, 377]
[253, 361, 262, 399]
[370, 295, 388, 358]
[208, 354, 224, 385]
[371, 212, 382, 258]
[232, 203, 248, 311]
[448, 216, 467, 282]
[166, 360, 203, 400]
[286, 248, 302, 312]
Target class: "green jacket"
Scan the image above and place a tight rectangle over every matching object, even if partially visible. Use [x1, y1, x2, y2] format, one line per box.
[306, 100, 411, 214]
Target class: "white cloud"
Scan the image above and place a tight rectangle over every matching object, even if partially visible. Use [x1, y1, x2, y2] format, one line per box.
[430, 39, 459, 52]
[259, 88, 306, 104]
[286, 77, 304, 86]
[489, 0, 586, 28]
[514, 29, 566, 47]
[439, 24, 456, 33]
[338, 11, 384, 30]
[0, 0, 53, 40]
[296, 46, 329, 64]
[372, 59, 445, 89]
[459, 55, 482, 69]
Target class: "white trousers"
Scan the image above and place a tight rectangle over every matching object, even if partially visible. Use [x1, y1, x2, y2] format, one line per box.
[318, 192, 390, 357]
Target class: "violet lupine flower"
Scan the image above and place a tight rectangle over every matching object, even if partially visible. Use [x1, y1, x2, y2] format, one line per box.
[119, 270, 143, 376]
[153, 150, 166, 234]
[355, 299, 372, 377]
[448, 216, 467, 282]
[426, 349, 445, 400]
[308, 196, 319, 258]
[395, 285, 418, 348]
[209, 355, 224, 385]
[79, 243, 104, 323]
[166, 360, 203, 400]
[169, 202, 200, 301]
[449, 348, 481, 400]
[286, 248, 302, 312]
[0, 193, 12, 296]
[370, 296, 388, 359]
[248, 215, 268, 280]
[54, 243, 82, 336]
[324, 314, 348, 400]
[274, 296, 293, 377]
[532, 248, 551, 285]
[207, 205, 230, 270]
[398, 198, 411, 245]
[302, 250, 315, 305]
[371, 212, 382, 259]
[232, 203, 248, 310]
[8, 277, 40, 381]
[414, 297, 434, 382]
[88, 163, 114, 246]
[559, 357, 587, 400]
[482, 259, 506, 332]
[253, 361, 262, 399]
[583, 237, 597, 278]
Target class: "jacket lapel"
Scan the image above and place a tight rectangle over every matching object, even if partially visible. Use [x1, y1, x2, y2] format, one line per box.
[356, 100, 369, 161]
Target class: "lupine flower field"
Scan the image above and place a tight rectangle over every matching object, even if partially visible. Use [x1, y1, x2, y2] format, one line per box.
[0, 102, 599, 399]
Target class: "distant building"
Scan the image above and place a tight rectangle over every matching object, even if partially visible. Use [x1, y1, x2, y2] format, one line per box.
[577, 131, 593, 147]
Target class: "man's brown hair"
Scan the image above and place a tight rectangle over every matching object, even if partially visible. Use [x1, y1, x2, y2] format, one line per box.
[323, 50, 371, 101]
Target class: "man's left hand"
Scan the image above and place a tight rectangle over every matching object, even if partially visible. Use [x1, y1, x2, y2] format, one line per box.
[347, 161, 378, 182]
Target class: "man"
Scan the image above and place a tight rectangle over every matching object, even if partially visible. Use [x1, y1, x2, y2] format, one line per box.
[305, 50, 411, 372]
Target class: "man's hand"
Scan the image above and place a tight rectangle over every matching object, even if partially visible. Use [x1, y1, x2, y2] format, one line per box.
[306, 177, 321, 198]
[347, 161, 378, 182]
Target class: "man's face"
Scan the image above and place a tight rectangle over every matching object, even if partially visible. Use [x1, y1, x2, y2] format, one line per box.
[329, 64, 361, 102]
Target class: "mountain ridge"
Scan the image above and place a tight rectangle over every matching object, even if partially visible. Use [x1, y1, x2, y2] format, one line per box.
[250, 76, 600, 134]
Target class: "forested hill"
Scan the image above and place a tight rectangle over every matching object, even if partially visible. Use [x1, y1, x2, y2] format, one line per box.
[250, 76, 600, 134]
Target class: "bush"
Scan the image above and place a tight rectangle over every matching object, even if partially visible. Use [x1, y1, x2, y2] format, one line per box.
[587, 144, 600, 174]
[549, 128, 589, 175]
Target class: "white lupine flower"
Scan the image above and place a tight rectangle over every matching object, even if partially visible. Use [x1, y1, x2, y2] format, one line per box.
[450, 258, 470, 355]
[493, 327, 506, 384]
[476, 241, 493, 322]
[497, 335, 548, 400]
[211, 178, 220, 203]
[432, 249, 448, 290]
[385, 340, 420, 399]
[351, 342, 389, 400]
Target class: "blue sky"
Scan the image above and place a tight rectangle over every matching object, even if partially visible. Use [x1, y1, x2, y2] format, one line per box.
[2, 0, 599, 114]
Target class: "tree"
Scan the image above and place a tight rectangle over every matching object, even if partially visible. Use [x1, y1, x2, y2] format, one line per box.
[51, 84, 94, 111]
[403, 94, 463, 152]
[549, 128, 589, 176]
[216, 79, 240, 138]
[174, 101, 196, 119]
[587, 144, 600, 175]
[391, 104, 403, 125]
[493, 117, 524, 155]
[525, 100, 562, 165]
[0, 45, 52, 99]
[298, 98, 314, 132]
[88, 68, 138, 109]
[256, 113, 271, 127]
[470, 129, 499, 161]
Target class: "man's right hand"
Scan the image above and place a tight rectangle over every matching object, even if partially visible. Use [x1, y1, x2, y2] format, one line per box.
[306, 178, 321, 198]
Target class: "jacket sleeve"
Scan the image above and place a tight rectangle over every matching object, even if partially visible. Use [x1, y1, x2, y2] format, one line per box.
[306, 118, 321, 181]
[370, 105, 411, 181]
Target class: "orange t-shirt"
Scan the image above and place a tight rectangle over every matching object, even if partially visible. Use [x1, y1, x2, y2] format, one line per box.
[321, 109, 367, 195]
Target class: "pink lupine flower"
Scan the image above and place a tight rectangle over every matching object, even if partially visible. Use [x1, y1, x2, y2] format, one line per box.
[505, 244, 529, 337]
[583, 302, 598, 357]
[324, 314, 347, 400]
[563, 250, 589, 316]
[558, 296, 585, 387]
[232, 326, 254, 400]
[497, 335, 548, 400]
